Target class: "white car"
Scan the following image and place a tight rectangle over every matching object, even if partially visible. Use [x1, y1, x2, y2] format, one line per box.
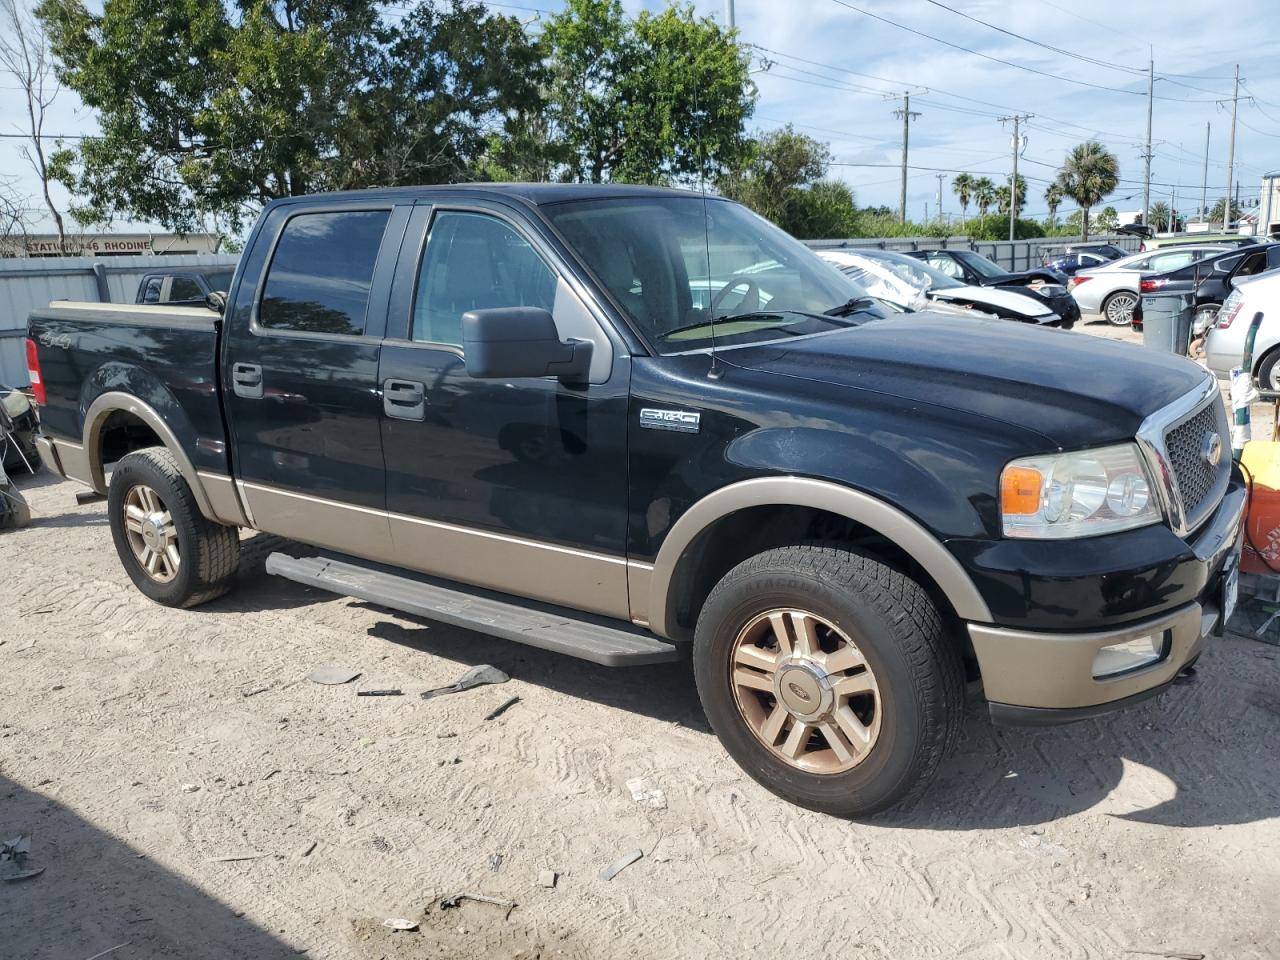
[1204, 267, 1280, 386]
[817, 249, 1061, 324]
[1069, 245, 1232, 325]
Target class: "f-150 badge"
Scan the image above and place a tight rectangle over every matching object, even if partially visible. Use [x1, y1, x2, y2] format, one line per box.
[640, 408, 701, 434]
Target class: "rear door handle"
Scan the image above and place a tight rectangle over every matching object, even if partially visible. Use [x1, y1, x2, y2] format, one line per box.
[232, 362, 263, 400]
[383, 378, 426, 421]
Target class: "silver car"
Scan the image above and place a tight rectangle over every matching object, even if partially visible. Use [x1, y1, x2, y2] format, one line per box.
[1203, 267, 1280, 384]
[1070, 245, 1231, 325]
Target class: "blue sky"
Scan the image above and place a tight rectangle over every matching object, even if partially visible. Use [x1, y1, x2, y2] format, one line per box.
[3, 0, 1278, 232]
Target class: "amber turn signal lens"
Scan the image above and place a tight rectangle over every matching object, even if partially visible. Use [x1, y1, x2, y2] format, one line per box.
[1001, 466, 1042, 516]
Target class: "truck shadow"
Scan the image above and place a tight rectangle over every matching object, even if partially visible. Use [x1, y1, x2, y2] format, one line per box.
[366, 606, 1280, 831]
[0, 776, 301, 960]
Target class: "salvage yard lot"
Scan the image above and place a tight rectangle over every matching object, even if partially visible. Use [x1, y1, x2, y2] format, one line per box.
[3, 322, 1279, 960]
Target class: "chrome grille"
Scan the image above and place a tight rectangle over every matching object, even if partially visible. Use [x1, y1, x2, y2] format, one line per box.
[1164, 402, 1223, 518]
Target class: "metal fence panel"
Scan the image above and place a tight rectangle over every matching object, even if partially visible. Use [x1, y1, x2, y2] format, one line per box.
[0, 253, 238, 386]
[803, 234, 1141, 271]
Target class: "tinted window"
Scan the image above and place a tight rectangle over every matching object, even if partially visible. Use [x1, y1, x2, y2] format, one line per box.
[141, 277, 162, 303]
[412, 211, 557, 347]
[955, 251, 1005, 278]
[205, 269, 234, 293]
[167, 277, 203, 301]
[259, 210, 390, 335]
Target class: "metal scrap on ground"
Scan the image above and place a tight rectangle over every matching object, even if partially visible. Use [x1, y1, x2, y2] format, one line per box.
[625, 777, 667, 809]
[484, 695, 521, 720]
[0, 834, 43, 882]
[599, 848, 644, 881]
[420, 664, 509, 701]
[382, 918, 418, 932]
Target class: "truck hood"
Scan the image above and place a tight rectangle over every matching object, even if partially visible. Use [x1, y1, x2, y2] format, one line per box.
[727, 313, 1209, 450]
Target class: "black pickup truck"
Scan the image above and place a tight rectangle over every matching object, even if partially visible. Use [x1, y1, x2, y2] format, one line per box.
[26, 184, 1244, 816]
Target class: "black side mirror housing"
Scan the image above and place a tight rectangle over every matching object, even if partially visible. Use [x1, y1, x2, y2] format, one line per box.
[205, 290, 227, 315]
[462, 307, 593, 383]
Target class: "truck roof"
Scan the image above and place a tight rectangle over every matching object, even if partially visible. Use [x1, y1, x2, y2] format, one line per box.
[267, 182, 709, 210]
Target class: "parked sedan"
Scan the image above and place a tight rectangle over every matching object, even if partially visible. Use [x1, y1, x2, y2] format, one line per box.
[905, 249, 1079, 325]
[1069, 244, 1232, 325]
[1042, 243, 1127, 276]
[1132, 243, 1280, 332]
[817, 249, 1065, 325]
[1204, 267, 1280, 384]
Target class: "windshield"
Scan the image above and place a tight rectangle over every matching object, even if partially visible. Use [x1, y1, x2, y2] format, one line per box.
[544, 196, 883, 353]
[205, 269, 234, 293]
[860, 250, 964, 292]
[955, 251, 1006, 279]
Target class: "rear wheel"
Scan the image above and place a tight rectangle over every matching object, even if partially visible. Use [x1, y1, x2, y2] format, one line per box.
[1103, 290, 1137, 326]
[107, 447, 239, 607]
[692, 543, 964, 817]
[1257, 350, 1280, 392]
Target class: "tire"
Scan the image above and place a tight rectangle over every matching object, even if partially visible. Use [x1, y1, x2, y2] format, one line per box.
[692, 543, 964, 817]
[107, 446, 240, 607]
[1257, 350, 1280, 392]
[1193, 303, 1221, 336]
[1102, 290, 1137, 326]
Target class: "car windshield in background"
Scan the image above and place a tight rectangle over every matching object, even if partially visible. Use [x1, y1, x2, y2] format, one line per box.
[545, 197, 884, 353]
[860, 250, 965, 292]
[956, 251, 1006, 278]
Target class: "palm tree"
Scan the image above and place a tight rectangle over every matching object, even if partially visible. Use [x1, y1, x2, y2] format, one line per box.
[1044, 181, 1064, 228]
[973, 177, 997, 217]
[997, 174, 1028, 217]
[1055, 141, 1119, 240]
[1148, 200, 1172, 232]
[952, 173, 975, 225]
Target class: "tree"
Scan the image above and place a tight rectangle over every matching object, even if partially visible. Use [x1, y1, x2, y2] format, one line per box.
[1043, 180, 1064, 228]
[996, 173, 1028, 217]
[0, 0, 69, 250]
[1148, 200, 1171, 232]
[0, 175, 38, 248]
[952, 172, 974, 224]
[1209, 197, 1240, 227]
[38, 0, 544, 233]
[540, 0, 752, 185]
[1054, 141, 1119, 240]
[973, 177, 997, 217]
[717, 126, 854, 237]
[1095, 206, 1119, 233]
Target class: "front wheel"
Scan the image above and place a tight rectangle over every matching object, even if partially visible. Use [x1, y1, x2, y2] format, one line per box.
[107, 447, 240, 607]
[693, 544, 964, 817]
[1257, 350, 1280, 392]
[1103, 290, 1137, 326]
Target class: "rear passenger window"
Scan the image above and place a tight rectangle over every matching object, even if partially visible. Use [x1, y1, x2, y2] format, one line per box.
[411, 211, 557, 346]
[141, 277, 162, 303]
[167, 277, 202, 302]
[259, 210, 390, 336]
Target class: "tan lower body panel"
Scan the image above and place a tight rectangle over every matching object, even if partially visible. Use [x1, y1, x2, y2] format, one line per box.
[196, 471, 251, 527]
[239, 481, 629, 620]
[44, 437, 93, 488]
[969, 602, 1204, 710]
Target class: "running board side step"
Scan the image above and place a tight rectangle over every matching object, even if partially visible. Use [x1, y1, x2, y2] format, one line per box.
[264, 553, 682, 667]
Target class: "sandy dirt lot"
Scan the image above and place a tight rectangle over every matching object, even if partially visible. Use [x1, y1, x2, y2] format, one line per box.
[3, 320, 1280, 960]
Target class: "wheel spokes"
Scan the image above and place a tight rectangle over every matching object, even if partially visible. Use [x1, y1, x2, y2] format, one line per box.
[733, 668, 775, 694]
[779, 720, 812, 760]
[824, 644, 866, 674]
[832, 672, 877, 699]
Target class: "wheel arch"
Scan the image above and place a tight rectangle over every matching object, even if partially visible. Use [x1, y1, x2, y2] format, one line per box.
[641, 477, 993, 640]
[82, 391, 222, 524]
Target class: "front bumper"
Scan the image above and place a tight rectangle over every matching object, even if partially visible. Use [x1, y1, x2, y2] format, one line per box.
[970, 477, 1244, 725]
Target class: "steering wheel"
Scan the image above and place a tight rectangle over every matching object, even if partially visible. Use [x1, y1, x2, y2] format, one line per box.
[710, 277, 762, 314]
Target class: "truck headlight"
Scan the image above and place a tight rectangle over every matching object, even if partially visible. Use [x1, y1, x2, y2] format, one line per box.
[1000, 443, 1162, 539]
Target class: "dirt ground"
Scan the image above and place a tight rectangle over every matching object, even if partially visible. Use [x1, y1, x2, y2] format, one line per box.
[4, 318, 1280, 960]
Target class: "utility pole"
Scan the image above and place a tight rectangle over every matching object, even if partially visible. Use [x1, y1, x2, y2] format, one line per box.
[936, 173, 945, 224]
[1142, 57, 1153, 227]
[1201, 121, 1210, 223]
[999, 113, 1032, 241]
[1224, 64, 1241, 230]
[891, 92, 921, 225]
[724, 0, 734, 29]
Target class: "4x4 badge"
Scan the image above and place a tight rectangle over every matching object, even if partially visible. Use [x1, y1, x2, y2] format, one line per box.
[640, 408, 701, 434]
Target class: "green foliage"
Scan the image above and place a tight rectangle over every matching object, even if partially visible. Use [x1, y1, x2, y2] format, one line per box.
[1054, 140, 1119, 240]
[1209, 197, 1241, 225]
[972, 176, 997, 217]
[964, 212, 1044, 241]
[995, 173, 1028, 217]
[717, 125, 857, 238]
[539, 0, 752, 185]
[1043, 180, 1065, 226]
[952, 172, 974, 220]
[1095, 206, 1119, 232]
[1147, 201, 1173, 232]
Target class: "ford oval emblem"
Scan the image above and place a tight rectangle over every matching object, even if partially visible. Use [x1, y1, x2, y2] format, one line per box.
[787, 681, 813, 703]
[1201, 432, 1222, 468]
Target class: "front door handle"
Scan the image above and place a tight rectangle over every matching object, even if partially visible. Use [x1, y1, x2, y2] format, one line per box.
[383, 378, 426, 421]
[232, 362, 263, 399]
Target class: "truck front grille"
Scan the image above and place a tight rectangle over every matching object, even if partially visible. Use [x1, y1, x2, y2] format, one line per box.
[1159, 391, 1230, 534]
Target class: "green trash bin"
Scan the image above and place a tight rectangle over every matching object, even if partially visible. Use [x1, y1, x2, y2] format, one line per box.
[1141, 291, 1194, 355]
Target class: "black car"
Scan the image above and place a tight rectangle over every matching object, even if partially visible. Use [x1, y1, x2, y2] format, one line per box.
[907, 248, 1080, 326]
[1042, 244, 1127, 277]
[135, 266, 236, 307]
[1132, 242, 1280, 331]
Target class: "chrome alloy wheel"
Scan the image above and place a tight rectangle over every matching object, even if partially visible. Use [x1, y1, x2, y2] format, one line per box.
[730, 609, 882, 774]
[1105, 291, 1137, 325]
[122, 484, 180, 583]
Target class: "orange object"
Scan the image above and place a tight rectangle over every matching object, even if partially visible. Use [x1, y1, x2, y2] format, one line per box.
[1001, 465, 1043, 517]
[1240, 441, 1280, 575]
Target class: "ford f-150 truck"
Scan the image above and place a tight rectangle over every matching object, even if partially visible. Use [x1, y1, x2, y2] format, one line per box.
[26, 184, 1245, 816]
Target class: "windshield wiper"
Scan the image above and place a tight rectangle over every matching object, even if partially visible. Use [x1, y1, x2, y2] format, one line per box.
[658, 310, 828, 339]
[824, 296, 889, 318]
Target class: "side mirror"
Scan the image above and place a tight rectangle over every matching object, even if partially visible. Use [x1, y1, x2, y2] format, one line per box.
[462, 307, 593, 383]
[205, 290, 227, 315]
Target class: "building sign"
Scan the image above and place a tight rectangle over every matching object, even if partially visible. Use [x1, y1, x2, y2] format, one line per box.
[0, 232, 221, 258]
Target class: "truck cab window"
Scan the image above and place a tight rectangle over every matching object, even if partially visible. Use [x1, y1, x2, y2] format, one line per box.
[412, 211, 557, 346]
[259, 210, 390, 336]
[141, 277, 162, 303]
[167, 277, 202, 302]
